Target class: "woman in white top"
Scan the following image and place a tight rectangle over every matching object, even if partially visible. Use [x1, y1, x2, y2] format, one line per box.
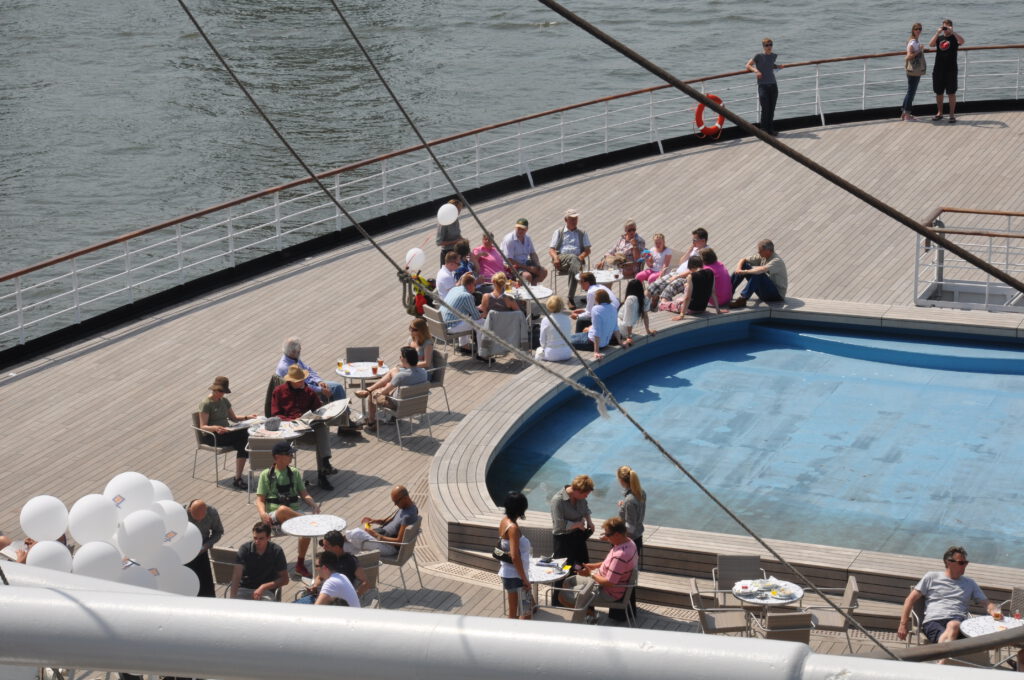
[498, 491, 533, 619]
[635, 233, 672, 283]
[534, 295, 573, 361]
[902, 23, 924, 121]
[617, 280, 655, 348]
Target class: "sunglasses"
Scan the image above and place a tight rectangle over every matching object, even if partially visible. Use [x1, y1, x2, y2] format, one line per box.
[947, 559, 969, 566]
[765, 42, 773, 46]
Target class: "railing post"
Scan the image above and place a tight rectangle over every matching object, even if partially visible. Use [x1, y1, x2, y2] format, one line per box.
[962, 52, 969, 102]
[913, 235, 920, 304]
[428, 153, 435, 200]
[517, 122, 534, 188]
[273, 193, 282, 252]
[815, 65, 825, 126]
[15, 276, 25, 346]
[603, 101, 609, 154]
[1016, 54, 1021, 100]
[124, 241, 134, 304]
[650, 91, 664, 154]
[474, 135, 481, 188]
[334, 174, 343, 232]
[861, 61, 868, 111]
[381, 157, 389, 212]
[985, 237, 993, 308]
[227, 207, 236, 269]
[559, 111, 565, 165]
[71, 257, 81, 324]
[175, 224, 185, 286]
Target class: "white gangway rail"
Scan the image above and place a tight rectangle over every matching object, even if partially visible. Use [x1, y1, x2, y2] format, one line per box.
[0, 563, 998, 680]
[1, 46, 1022, 349]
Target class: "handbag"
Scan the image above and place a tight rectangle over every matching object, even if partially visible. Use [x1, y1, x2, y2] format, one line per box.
[492, 544, 514, 563]
[906, 52, 926, 77]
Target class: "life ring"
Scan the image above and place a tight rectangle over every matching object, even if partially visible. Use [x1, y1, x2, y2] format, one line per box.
[695, 94, 726, 138]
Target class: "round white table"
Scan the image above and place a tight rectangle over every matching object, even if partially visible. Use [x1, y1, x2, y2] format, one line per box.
[577, 269, 624, 285]
[247, 420, 307, 440]
[282, 514, 348, 567]
[733, 578, 805, 606]
[336, 361, 390, 415]
[961, 615, 1024, 637]
[510, 285, 553, 302]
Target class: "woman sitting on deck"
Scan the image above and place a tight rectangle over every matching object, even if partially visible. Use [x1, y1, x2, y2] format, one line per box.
[534, 295, 573, 362]
[478, 272, 520, 316]
[617, 280, 655, 348]
[198, 376, 258, 490]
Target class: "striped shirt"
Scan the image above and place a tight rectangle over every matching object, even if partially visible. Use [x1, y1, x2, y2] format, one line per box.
[441, 285, 481, 329]
[598, 539, 638, 600]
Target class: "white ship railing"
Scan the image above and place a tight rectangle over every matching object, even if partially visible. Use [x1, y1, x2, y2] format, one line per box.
[915, 207, 1024, 313]
[1, 46, 1022, 350]
[0, 563, 1000, 680]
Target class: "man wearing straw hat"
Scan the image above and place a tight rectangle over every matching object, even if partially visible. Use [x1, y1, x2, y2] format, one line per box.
[271, 364, 338, 491]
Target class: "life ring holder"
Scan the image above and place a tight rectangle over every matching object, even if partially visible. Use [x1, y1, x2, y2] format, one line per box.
[695, 94, 726, 139]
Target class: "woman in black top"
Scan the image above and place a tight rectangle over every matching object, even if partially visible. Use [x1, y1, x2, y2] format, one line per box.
[671, 255, 717, 321]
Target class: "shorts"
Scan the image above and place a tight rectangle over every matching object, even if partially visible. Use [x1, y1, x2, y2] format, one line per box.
[923, 616, 965, 643]
[932, 69, 958, 95]
[501, 576, 524, 591]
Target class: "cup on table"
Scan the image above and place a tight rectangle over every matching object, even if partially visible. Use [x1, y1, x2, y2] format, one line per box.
[377, 357, 384, 368]
[993, 611, 1004, 621]
[337, 359, 344, 371]
[371, 365, 378, 375]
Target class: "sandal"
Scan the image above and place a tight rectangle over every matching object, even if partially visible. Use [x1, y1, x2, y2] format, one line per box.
[948, 116, 957, 124]
[355, 389, 370, 398]
[931, 114, 943, 121]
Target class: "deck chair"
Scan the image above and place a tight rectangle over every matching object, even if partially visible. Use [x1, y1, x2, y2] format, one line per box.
[688, 578, 749, 635]
[344, 346, 380, 388]
[551, 253, 591, 299]
[994, 587, 1024, 667]
[712, 554, 766, 607]
[263, 374, 284, 417]
[906, 590, 992, 665]
[478, 310, 529, 361]
[753, 611, 815, 644]
[191, 412, 232, 484]
[375, 383, 432, 449]
[602, 567, 639, 627]
[422, 305, 474, 361]
[803, 574, 859, 652]
[426, 349, 450, 413]
[535, 581, 599, 623]
[356, 549, 382, 608]
[245, 447, 277, 503]
[209, 546, 238, 598]
[366, 517, 424, 593]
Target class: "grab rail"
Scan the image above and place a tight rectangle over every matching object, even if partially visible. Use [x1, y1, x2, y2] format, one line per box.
[2, 45, 1023, 349]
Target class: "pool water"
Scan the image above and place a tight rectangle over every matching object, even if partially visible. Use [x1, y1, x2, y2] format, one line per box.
[487, 325, 1024, 567]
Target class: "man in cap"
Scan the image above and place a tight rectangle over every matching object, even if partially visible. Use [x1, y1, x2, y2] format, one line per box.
[255, 442, 321, 577]
[197, 375, 258, 490]
[500, 218, 547, 285]
[184, 499, 224, 597]
[549, 209, 591, 307]
[271, 364, 337, 490]
[230, 521, 289, 600]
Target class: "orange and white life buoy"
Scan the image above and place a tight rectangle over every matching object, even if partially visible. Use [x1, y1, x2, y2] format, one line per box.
[695, 94, 726, 138]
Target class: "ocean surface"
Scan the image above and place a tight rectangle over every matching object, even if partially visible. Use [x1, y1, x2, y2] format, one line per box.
[2, 0, 1021, 272]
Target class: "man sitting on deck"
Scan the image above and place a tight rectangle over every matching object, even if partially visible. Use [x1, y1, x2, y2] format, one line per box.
[345, 484, 420, 558]
[898, 546, 1002, 648]
[559, 517, 638, 624]
[270, 364, 337, 490]
[500, 218, 547, 285]
[276, 336, 346, 403]
[360, 346, 428, 432]
[728, 239, 788, 308]
[441, 272, 482, 354]
[549, 209, 591, 307]
[294, 551, 361, 607]
[255, 443, 321, 578]
[230, 521, 288, 601]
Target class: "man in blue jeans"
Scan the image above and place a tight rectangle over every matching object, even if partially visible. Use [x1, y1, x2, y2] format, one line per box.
[729, 239, 788, 308]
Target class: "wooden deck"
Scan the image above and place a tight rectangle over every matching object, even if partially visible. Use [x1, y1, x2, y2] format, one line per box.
[3, 110, 1023, 660]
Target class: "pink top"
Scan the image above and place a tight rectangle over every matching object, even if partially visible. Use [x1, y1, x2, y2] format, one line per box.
[706, 260, 732, 306]
[474, 245, 505, 282]
[598, 539, 637, 600]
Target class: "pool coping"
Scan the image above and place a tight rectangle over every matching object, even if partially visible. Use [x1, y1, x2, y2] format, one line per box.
[428, 299, 1024, 603]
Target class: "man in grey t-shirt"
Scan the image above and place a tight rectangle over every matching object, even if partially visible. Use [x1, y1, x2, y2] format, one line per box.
[745, 37, 784, 136]
[898, 546, 1001, 645]
[362, 346, 428, 427]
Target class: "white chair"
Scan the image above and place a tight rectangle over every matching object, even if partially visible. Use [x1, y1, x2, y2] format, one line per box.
[190, 412, 232, 484]
[375, 383, 432, 449]
[365, 517, 424, 595]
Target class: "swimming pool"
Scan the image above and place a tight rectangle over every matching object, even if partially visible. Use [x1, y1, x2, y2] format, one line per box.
[487, 323, 1024, 568]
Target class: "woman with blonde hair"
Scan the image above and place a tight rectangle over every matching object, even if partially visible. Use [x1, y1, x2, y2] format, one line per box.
[534, 295, 573, 362]
[478, 272, 520, 316]
[408, 317, 434, 371]
[550, 474, 595, 569]
[617, 466, 646, 558]
[635, 233, 672, 283]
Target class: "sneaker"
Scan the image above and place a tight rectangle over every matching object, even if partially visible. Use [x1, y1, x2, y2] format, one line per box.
[294, 562, 312, 578]
[318, 475, 334, 491]
[728, 297, 749, 309]
[232, 477, 248, 490]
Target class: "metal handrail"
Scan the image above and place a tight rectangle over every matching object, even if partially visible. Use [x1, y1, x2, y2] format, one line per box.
[2, 45, 1023, 348]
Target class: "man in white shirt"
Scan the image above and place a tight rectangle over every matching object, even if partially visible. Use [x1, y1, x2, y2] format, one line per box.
[548, 209, 591, 306]
[571, 271, 619, 332]
[434, 251, 461, 301]
[294, 551, 361, 607]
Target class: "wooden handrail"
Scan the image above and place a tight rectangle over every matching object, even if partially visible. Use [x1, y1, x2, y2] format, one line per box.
[2, 44, 1022, 284]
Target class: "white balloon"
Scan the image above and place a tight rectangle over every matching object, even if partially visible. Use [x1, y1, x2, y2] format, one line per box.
[116, 509, 165, 564]
[158, 565, 200, 597]
[150, 479, 174, 503]
[20, 495, 69, 542]
[151, 500, 188, 541]
[25, 540, 72, 572]
[72, 541, 123, 581]
[103, 471, 154, 518]
[436, 202, 458, 226]
[405, 247, 426, 272]
[67, 494, 119, 545]
[142, 545, 182, 579]
[169, 522, 203, 564]
[120, 563, 158, 590]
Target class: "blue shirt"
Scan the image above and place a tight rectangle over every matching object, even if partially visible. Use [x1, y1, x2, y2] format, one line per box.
[441, 285, 481, 328]
[551, 227, 591, 255]
[501, 231, 536, 265]
[588, 303, 617, 348]
[275, 355, 323, 391]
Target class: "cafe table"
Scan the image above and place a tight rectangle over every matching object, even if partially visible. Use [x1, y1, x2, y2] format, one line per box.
[336, 361, 390, 416]
[578, 268, 625, 296]
[961, 614, 1024, 638]
[281, 514, 348, 573]
[733, 578, 805, 623]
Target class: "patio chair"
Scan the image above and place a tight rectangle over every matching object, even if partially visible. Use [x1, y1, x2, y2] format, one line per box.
[262, 374, 284, 417]
[344, 346, 380, 389]
[478, 310, 529, 362]
[602, 568, 639, 627]
[426, 349, 450, 413]
[209, 546, 237, 598]
[356, 549, 382, 609]
[688, 578, 749, 635]
[190, 412, 232, 485]
[711, 554, 766, 607]
[906, 590, 993, 666]
[245, 447, 277, 504]
[535, 581, 599, 623]
[422, 305, 474, 361]
[551, 254, 591, 300]
[803, 574, 859, 652]
[752, 611, 815, 644]
[365, 517, 424, 593]
[375, 383, 432, 449]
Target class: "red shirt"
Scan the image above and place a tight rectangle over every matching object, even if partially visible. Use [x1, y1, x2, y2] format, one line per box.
[270, 383, 322, 420]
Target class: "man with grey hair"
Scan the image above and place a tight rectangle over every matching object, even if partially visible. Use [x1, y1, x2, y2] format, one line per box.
[276, 337, 346, 403]
[728, 239, 788, 308]
[549, 209, 591, 307]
